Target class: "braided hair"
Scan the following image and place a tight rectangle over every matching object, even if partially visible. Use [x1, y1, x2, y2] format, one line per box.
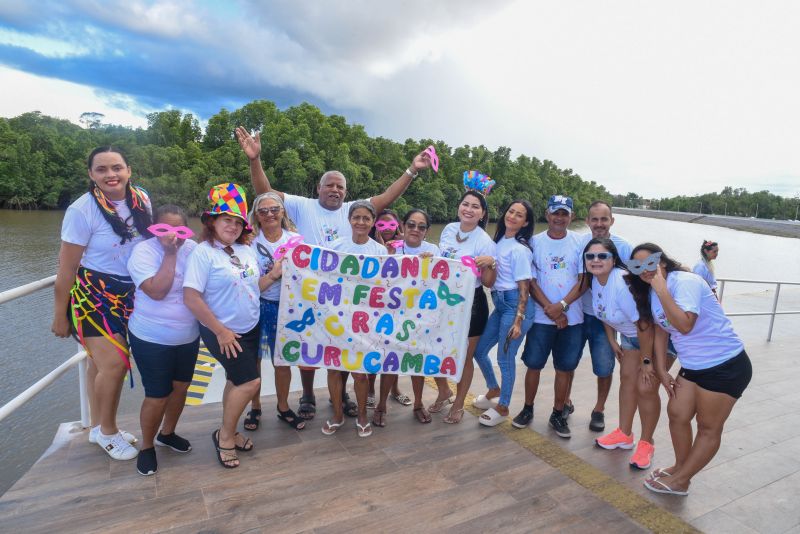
[87, 147, 152, 244]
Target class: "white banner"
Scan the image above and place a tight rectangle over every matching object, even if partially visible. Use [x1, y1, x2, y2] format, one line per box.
[274, 244, 476, 380]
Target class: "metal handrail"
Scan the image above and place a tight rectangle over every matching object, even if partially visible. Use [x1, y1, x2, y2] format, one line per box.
[0, 276, 90, 428]
[717, 277, 800, 341]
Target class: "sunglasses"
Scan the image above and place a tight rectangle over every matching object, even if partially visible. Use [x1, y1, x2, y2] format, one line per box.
[257, 207, 282, 216]
[222, 246, 243, 268]
[623, 252, 662, 275]
[405, 222, 428, 231]
[375, 220, 399, 232]
[148, 223, 194, 239]
[584, 252, 613, 261]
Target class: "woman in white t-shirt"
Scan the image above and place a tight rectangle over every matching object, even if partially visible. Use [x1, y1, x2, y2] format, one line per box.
[692, 240, 719, 298]
[184, 183, 273, 469]
[127, 205, 199, 476]
[431, 186, 497, 424]
[52, 146, 152, 462]
[322, 201, 388, 438]
[472, 200, 536, 427]
[372, 208, 442, 427]
[244, 191, 305, 432]
[583, 237, 674, 472]
[627, 243, 752, 497]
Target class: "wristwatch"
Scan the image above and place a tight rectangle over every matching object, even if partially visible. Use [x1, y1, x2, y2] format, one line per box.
[642, 357, 652, 365]
[559, 299, 570, 312]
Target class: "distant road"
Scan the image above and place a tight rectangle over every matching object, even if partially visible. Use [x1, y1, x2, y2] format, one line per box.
[615, 208, 800, 239]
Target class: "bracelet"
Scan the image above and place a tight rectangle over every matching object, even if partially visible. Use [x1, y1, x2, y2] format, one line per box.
[405, 167, 419, 179]
[516, 311, 526, 320]
[490, 260, 497, 270]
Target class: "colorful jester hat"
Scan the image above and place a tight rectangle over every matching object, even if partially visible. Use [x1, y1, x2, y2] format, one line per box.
[201, 182, 253, 233]
[463, 170, 496, 197]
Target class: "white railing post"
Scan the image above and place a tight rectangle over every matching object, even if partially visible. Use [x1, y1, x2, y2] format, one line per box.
[718, 279, 725, 302]
[77, 355, 91, 429]
[767, 283, 782, 342]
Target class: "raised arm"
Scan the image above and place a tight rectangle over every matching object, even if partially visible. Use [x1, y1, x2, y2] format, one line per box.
[235, 126, 284, 198]
[371, 150, 431, 212]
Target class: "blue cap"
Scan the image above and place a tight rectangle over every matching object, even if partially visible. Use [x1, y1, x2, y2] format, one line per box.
[547, 195, 573, 214]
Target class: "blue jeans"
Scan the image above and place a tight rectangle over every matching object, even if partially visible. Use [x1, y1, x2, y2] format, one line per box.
[581, 314, 615, 377]
[473, 289, 535, 407]
[522, 323, 584, 371]
[259, 299, 280, 361]
[620, 333, 678, 356]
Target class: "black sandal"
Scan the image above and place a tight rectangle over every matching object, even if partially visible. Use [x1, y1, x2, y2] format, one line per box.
[298, 395, 316, 420]
[233, 432, 254, 452]
[212, 430, 239, 469]
[243, 408, 262, 431]
[342, 393, 358, 418]
[277, 409, 306, 430]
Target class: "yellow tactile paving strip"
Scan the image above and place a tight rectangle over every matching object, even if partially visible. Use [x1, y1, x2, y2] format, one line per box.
[185, 345, 218, 406]
[426, 377, 700, 534]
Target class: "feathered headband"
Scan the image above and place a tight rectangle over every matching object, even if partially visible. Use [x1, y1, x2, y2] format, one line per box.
[463, 170, 495, 197]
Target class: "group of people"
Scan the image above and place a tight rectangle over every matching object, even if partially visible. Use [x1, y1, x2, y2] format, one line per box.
[51, 135, 750, 497]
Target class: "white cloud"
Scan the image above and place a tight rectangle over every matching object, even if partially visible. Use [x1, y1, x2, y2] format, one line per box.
[0, 65, 151, 127]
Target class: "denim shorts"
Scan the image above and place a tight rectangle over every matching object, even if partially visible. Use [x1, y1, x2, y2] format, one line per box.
[620, 333, 678, 356]
[129, 332, 200, 398]
[259, 299, 279, 361]
[581, 314, 615, 377]
[521, 323, 584, 372]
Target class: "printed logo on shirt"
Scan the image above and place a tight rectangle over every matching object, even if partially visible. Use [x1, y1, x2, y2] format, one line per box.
[322, 225, 340, 243]
[440, 247, 459, 260]
[239, 265, 258, 279]
[548, 255, 567, 270]
[656, 310, 671, 329]
[596, 303, 607, 320]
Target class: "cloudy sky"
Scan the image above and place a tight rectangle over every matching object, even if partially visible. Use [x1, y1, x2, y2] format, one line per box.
[1, 0, 798, 198]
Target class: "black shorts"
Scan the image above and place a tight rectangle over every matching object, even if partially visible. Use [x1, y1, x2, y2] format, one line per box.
[468, 287, 490, 338]
[679, 350, 752, 399]
[129, 332, 200, 398]
[199, 323, 260, 386]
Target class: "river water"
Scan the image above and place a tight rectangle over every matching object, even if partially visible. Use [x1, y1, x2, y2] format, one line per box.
[1, 209, 799, 494]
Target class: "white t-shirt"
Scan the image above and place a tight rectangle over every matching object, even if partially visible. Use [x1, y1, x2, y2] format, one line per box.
[530, 230, 584, 325]
[128, 238, 200, 345]
[591, 267, 639, 338]
[439, 223, 497, 288]
[579, 232, 633, 315]
[650, 270, 744, 370]
[692, 260, 718, 290]
[494, 237, 534, 291]
[283, 194, 370, 246]
[331, 237, 388, 256]
[61, 192, 151, 276]
[398, 241, 441, 257]
[183, 241, 261, 333]
[252, 229, 300, 301]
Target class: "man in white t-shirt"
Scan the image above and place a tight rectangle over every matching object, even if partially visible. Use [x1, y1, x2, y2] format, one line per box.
[576, 200, 633, 433]
[235, 126, 432, 418]
[513, 195, 585, 439]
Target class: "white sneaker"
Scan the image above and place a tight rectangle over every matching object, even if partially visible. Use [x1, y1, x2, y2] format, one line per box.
[89, 426, 138, 444]
[96, 431, 139, 460]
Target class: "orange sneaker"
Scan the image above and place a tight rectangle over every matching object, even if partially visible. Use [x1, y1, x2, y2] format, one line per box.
[630, 440, 655, 469]
[595, 428, 634, 450]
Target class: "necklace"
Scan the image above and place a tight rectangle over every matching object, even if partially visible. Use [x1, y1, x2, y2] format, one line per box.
[455, 231, 470, 243]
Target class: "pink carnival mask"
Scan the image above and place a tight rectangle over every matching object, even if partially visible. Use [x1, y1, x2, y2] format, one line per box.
[424, 145, 439, 173]
[387, 240, 404, 249]
[148, 223, 194, 239]
[461, 255, 480, 277]
[273, 235, 304, 260]
[375, 220, 399, 232]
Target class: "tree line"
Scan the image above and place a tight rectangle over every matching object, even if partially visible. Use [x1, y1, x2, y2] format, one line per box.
[613, 187, 800, 221]
[0, 101, 613, 222]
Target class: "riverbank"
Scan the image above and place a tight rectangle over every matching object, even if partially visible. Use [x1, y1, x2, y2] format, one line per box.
[615, 207, 800, 239]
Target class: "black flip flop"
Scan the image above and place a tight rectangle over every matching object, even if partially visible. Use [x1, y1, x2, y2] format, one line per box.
[233, 432, 253, 452]
[298, 395, 316, 420]
[243, 408, 261, 431]
[212, 430, 238, 469]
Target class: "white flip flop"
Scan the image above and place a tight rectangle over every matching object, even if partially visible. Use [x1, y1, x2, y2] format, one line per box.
[644, 477, 688, 496]
[321, 420, 344, 435]
[478, 407, 506, 427]
[472, 394, 495, 410]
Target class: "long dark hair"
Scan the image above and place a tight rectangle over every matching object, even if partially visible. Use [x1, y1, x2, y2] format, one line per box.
[87, 146, 152, 244]
[581, 237, 627, 289]
[459, 190, 489, 229]
[624, 242, 688, 324]
[493, 200, 534, 250]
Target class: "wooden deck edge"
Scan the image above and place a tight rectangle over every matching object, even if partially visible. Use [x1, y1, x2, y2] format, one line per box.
[426, 377, 701, 534]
